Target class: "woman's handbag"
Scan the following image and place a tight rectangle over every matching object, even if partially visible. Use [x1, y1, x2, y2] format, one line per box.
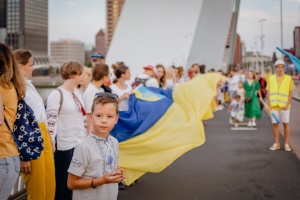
[245, 83, 255, 103]
[4, 99, 44, 161]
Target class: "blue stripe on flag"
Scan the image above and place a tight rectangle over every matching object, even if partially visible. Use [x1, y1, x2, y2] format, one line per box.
[110, 87, 173, 142]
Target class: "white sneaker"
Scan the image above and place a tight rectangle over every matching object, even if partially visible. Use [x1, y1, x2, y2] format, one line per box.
[234, 123, 238, 127]
[269, 143, 280, 151]
[218, 105, 224, 110]
[247, 121, 252, 127]
[284, 144, 292, 152]
[252, 122, 257, 127]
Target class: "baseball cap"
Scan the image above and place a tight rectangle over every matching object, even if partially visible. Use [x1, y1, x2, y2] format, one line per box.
[91, 53, 105, 59]
[274, 59, 285, 67]
[143, 65, 156, 73]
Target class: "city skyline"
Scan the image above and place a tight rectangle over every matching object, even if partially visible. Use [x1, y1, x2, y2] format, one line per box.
[50, 0, 300, 56]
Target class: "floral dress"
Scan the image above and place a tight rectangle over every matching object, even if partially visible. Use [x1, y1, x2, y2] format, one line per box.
[244, 80, 262, 118]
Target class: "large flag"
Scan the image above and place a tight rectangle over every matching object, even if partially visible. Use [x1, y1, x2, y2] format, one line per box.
[113, 74, 222, 185]
[276, 47, 300, 72]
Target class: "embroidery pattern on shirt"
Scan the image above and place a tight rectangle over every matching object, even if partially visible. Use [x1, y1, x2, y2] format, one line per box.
[91, 134, 117, 174]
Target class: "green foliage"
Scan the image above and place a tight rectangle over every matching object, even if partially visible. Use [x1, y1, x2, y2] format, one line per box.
[85, 61, 92, 68]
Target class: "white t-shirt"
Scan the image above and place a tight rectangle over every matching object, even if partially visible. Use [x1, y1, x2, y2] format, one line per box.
[109, 84, 132, 111]
[83, 83, 104, 113]
[137, 74, 159, 88]
[229, 74, 239, 91]
[24, 79, 47, 123]
[178, 76, 185, 84]
[46, 88, 86, 150]
[68, 133, 119, 200]
[164, 79, 175, 89]
[230, 99, 244, 113]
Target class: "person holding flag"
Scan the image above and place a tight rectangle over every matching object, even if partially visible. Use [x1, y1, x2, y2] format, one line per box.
[267, 60, 294, 151]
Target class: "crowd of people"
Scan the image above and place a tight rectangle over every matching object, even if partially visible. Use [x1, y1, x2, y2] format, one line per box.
[0, 41, 295, 200]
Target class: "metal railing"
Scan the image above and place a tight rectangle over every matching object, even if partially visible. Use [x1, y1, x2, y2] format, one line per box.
[7, 175, 26, 200]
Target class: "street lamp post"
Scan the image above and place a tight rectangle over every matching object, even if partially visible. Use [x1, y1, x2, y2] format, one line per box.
[259, 19, 266, 75]
[280, 0, 283, 49]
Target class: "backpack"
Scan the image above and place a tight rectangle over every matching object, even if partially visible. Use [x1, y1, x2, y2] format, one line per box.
[4, 99, 44, 161]
[132, 77, 149, 89]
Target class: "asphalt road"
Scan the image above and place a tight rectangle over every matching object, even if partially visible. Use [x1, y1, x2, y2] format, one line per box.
[118, 106, 300, 200]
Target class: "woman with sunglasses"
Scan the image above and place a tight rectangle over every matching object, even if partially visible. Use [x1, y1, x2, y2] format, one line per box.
[46, 62, 87, 200]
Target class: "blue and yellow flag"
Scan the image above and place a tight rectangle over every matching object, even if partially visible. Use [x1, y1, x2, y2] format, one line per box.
[113, 75, 221, 185]
[276, 47, 300, 72]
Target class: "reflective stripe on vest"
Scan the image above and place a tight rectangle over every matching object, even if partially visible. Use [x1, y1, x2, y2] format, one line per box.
[269, 74, 291, 108]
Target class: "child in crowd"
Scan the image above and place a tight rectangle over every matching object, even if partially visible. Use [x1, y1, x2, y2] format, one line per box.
[236, 81, 245, 102]
[228, 94, 244, 127]
[67, 92, 125, 200]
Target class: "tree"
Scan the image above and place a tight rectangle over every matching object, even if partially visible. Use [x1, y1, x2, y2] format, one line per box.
[85, 61, 92, 68]
[272, 52, 277, 64]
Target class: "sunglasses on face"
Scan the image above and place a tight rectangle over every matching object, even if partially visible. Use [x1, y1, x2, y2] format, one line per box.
[94, 92, 118, 100]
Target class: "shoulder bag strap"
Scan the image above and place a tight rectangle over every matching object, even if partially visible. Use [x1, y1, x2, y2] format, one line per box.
[4, 115, 21, 148]
[56, 88, 63, 113]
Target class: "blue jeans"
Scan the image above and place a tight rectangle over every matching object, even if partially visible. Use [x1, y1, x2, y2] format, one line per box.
[229, 90, 236, 99]
[0, 156, 20, 200]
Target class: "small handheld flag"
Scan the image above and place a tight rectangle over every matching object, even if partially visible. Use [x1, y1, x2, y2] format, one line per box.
[259, 98, 280, 124]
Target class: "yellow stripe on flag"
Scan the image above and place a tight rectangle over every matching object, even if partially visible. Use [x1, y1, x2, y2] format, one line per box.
[119, 76, 215, 185]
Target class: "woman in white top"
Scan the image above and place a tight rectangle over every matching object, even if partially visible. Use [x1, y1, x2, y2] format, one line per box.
[46, 62, 87, 200]
[156, 64, 166, 88]
[77, 66, 92, 95]
[164, 67, 176, 89]
[177, 66, 185, 83]
[110, 65, 132, 111]
[13, 49, 56, 200]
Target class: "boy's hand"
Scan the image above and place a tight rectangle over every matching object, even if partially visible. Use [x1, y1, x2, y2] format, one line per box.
[115, 167, 125, 176]
[103, 171, 125, 183]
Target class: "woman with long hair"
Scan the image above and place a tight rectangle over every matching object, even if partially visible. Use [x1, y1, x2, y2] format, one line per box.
[0, 42, 26, 200]
[110, 65, 132, 111]
[244, 71, 262, 127]
[156, 64, 166, 88]
[13, 49, 55, 200]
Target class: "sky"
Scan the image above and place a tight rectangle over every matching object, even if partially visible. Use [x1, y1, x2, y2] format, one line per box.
[49, 0, 300, 57]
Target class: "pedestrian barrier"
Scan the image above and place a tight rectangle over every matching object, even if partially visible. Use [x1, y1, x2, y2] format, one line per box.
[7, 175, 26, 200]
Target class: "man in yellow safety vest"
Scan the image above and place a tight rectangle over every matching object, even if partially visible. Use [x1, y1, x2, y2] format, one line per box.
[266, 60, 294, 152]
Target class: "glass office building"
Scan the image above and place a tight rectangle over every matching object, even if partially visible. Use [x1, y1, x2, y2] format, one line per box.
[0, 0, 48, 64]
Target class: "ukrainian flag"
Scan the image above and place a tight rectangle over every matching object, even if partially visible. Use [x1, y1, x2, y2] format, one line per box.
[276, 47, 300, 72]
[111, 74, 222, 185]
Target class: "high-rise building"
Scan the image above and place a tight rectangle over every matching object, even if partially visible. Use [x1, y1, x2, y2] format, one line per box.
[51, 39, 85, 65]
[106, 0, 125, 52]
[223, 13, 242, 69]
[95, 29, 106, 56]
[0, 0, 7, 43]
[294, 26, 300, 58]
[0, 0, 48, 65]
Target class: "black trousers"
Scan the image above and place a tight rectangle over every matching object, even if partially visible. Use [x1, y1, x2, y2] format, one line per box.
[54, 148, 74, 200]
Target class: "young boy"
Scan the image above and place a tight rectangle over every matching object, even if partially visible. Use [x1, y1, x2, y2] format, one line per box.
[67, 92, 125, 200]
[228, 94, 244, 127]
